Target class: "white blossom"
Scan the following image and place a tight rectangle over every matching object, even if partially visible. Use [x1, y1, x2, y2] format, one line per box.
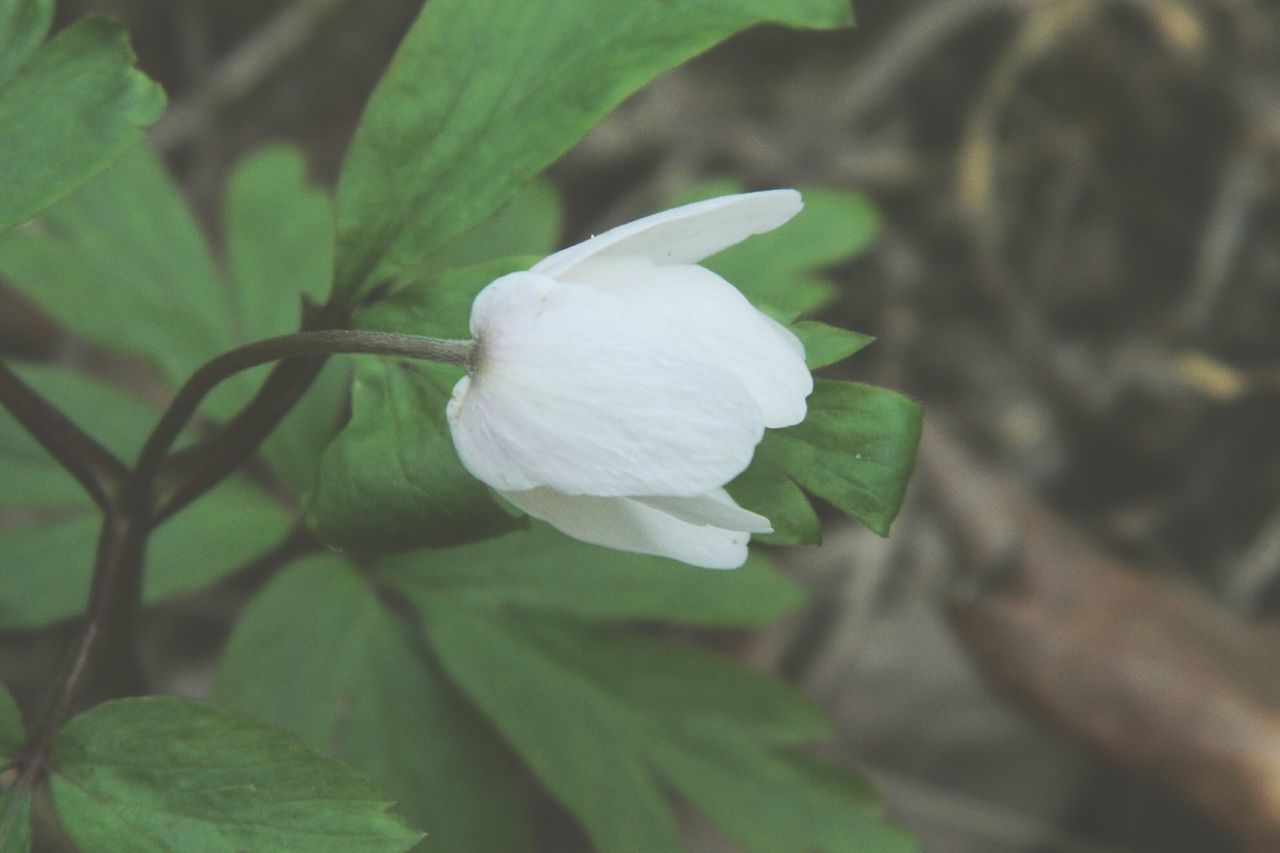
[446, 191, 812, 568]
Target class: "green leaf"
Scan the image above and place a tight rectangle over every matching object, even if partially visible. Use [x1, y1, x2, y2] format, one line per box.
[422, 606, 906, 853]
[377, 523, 804, 627]
[0, 365, 161, 508]
[0, 682, 22, 762]
[792, 321, 874, 369]
[0, 148, 238, 403]
[308, 355, 521, 552]
[403, 179, 561, 282]
[333, 0, 853, 301]
[0, 0, 52, 85]
[223, 144, 346, 492]
[48, 697, 422, 852]
[0, 784, 30, 853]
[731, 380, 922, 542]
[0, 681, 26, 852]
[652, 728, 920, 853]
[356, 256, 534, 340]
[0, 16, 165, 233]
[0, 475, 291, 630]
[422, 607, 683, 853]
[225, 145, 334, 343]
[212, 556, 536, 851]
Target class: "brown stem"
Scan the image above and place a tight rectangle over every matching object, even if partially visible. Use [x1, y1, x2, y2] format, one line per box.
[146, 328, 472, 521]
[0, 361, 128, 511]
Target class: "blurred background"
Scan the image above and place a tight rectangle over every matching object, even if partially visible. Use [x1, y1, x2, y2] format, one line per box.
[4, 0, 1280, 850]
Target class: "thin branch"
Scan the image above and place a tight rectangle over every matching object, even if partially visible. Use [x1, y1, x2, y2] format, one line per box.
[138, 329, 473, 520]
[150, 0, 350, 153]
[0, 361, 129, 510]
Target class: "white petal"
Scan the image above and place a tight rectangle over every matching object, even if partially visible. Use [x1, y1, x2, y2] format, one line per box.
[558, 256, 813, 427]
[500, 487, 754, 569]
[532, 190, 802, 278]
[448, 271, 764, 497]
[634, 488, 772, 534]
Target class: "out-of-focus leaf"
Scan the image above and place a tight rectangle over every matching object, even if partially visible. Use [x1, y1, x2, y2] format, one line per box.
[653, 728, 920, 853]
[224, 144, 344, 491]
[0, 681, 22, 762]
[730, 380, 922, 542]
[0, 149, 238, 406]
[0, 16, 165, 233]
[0, 365, 160, 508]
[307, 355, 521, 552]
[377, 523, 804, 628]
[0, 784, 30, 853]
[0, 474, 291, 630]
[421, 605, 907, 853]
[48, 697, 422, 852]
[0, 681, 27, 852]
[0, 0, 52, 85]
[333, 0, 853, 301]
[422, 606, 682, 853]
[212, 555, 535, 851]
[225, 145, 333, 343]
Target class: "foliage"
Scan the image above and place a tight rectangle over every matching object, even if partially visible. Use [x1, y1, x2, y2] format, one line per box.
[0, 1, 923, 850]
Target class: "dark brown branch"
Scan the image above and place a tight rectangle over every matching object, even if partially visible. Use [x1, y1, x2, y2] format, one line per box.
[0, 360, 129, 511]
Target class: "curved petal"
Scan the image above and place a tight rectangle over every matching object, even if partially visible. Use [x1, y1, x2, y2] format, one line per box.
[500, 487, 755, 569]
[559, 257, 812, 427]
[448, 272, 764, 496]
[532, 190, 802, 278]
[634, 488, 771, 534]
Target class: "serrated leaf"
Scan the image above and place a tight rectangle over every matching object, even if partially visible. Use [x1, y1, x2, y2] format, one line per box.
[0, 0, 52, 85]
[212, 555, 536, 851]
[731, 380, 922, 541]
[377, 523, 804, 627]
[0, 16, 165, 233]
[308, 355, 521, 552]
[48, 697, 422, 852]
[333, 0, 853, 301]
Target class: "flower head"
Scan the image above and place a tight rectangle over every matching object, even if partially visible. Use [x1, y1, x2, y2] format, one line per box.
[446, 191, 812, 568]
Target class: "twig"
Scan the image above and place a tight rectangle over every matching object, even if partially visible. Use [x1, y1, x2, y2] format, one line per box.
[149, 0, 349, 153]
[0, 361, 128, 511]
[141, 329, 472, 521]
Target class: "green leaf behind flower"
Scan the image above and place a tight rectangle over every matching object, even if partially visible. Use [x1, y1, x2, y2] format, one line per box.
[731, 380, 923, 543]
[332, 0, 854, 302]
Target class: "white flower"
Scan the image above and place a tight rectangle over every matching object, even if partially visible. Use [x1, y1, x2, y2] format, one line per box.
[446, 190, 812, 569]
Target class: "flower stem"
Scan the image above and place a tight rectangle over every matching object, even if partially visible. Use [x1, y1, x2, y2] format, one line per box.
[133, 329, 474, 513]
